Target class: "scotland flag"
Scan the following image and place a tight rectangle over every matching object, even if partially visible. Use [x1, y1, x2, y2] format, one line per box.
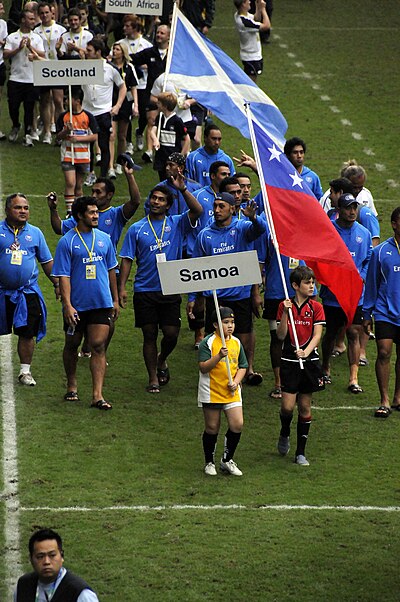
[167, 8, 287, 146]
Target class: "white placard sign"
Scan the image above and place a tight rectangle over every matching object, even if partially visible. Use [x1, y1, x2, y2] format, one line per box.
[105, 0, 163, 16]
[157, 251, 261, 295]
[33, 60, 104, 86]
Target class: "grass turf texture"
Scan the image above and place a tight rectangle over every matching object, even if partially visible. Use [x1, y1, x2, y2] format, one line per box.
[1, 0, 400, 600]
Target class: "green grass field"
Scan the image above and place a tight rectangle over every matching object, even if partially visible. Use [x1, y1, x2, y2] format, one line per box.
[1, 0, 400, 600]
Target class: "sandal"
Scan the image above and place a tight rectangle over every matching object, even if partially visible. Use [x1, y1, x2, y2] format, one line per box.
[390, 404, 400, 411]
[146, 384, 160, 394]
[269, 386, 282, 399]
[359, 357, 369, 366]
[157, 366, 170, 386]
[64, 391, 80, 402]
[348, 384, 363, 394]
[374, 405, 391, 418]
[90, 399, 112, 410]
[245, 372, 263, 386]
[323, 374, 332, 385]
[331, 348, 346, 358]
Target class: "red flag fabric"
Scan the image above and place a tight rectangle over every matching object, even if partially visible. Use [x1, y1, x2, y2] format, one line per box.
[252, 119, 363, 324]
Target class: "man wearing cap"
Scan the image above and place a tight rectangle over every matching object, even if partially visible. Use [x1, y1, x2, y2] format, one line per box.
[188, 192, 266, 380]
[143, 153, 201, 217]
[320, 193, 372, 393]
[118, 174, 203, 393]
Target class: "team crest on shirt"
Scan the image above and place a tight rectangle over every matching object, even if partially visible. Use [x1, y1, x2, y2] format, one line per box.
[105, 219, 112, 226]
[305, 311, 311, 317]
[164, 225, 171, 233]
[98, 241, 104, 248]
[25, 235, 32, 242]
[230, 230, 236, 236]
[356, 236, 363, 244]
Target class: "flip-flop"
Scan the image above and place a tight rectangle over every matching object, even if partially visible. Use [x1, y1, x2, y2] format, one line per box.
[348, 384, 363, 394]
[245, 372, 263, 386]
[375, 405, 391, 418]
[157, 366, 170, 386]
[64, 391, 80, 402]
[269, 387, 282, 399]
[90, 399, 112, 410]
[390, 404, 400, 411]
[146, 384, 160, 394]
[331, 348, 346, 358]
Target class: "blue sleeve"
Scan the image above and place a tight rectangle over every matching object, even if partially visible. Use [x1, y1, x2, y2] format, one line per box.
[105, 238, 118, 270]
[362, 247, 380, 319]
[244, 215, 267, 242]
[359, 233, 373, 282]
[61, 216, 77, 235]
[359, 209, 380, 239]
[36, 229, 53, 264]
[52, 236, 71, 276]
[119, 225, 137, 260]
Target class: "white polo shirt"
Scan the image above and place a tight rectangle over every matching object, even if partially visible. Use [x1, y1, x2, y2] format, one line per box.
[0, 20, 7, 65]
[4, 29, 45, 83]
[60, 27, 93, 57]
[82, 60, 124, 116]
[34, 21, 66, 59]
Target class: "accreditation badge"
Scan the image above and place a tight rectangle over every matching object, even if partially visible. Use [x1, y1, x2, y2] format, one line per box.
[86, 264, 96, 279]
[11, 250, 23, 265]
[48, 51, 55, 59]
[289, 257, 300, 270]
[156, 253, 166, 263]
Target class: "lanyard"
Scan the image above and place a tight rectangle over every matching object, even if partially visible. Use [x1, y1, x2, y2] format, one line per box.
[68, 27, 83, 48]
[40, 22, 54, 48]
[147, 215, 166, 252]
[394, 237, 400, 254]
[74, 228, 95, 261]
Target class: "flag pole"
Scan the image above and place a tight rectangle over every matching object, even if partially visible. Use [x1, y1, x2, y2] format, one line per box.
[68, 84, 74, 165]
[245, 105, 304, 368]
[212, 289, 234, 388]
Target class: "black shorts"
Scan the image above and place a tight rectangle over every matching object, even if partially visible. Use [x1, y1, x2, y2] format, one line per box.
[205, 296, 253, 335]
[134, 292, 181, 328]
[63, 308, 112, 333]
[190, 103, 206, 124]
[262, 298, 283, 322]
[145, 101, 158, 112]
[112, 100, 132, 123]
[0, 62, 6, 87]
[243, 59, 263, 76]
[323, 304, 363, 336]
[4, 293, 42, 338]
[280, 359, 325, 395]
[375, 321, 400, 345]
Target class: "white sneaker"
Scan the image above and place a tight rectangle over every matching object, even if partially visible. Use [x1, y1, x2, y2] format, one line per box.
[0, 130, 6, 141]
[50, 123, 56, 133]
[295, 454, 310, 466]
[84, 172, 96, 187]
[8, 126, 21, 142]
[30, 129, 40, 141]
[126, 142, 134, 155]
[107, 168, 116, 179]
[18, 372, 36, 386]
[22, 134, 34, 147]
[204, 462, 217, 476]
[95, 153, 101, 165]
[115, 163, 123, 175]
[220, 458, 243, 476]
[136, 129, 144, 151]
[43, 132, 52, 144]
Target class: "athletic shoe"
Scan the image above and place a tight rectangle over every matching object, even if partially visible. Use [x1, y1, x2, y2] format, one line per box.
[22, 134, 34, 147]
[78, 351, 92, 358]
[204, 462, 217, 476]
[115, 163, 123, 175]
[8, 126, 21, 142]
[95, 153, 101, 165]
[277, 435, 290, 456]
[50, 123, 56, 133]
[220, 459, 243, 476]
[37, 120, 43, 136]
[43, 132, 52, 144]
[142, 150, 153, 163]
[126, 142, 134, 155]
[294, 454, 310, 466]
[0, 131, 6, 141]
[136, 129, 144, 150]
[30, 129, 40, 141]
[107, 168, 116, 179]
[84, 172, 96, 187]
[18, 372, 36, 386]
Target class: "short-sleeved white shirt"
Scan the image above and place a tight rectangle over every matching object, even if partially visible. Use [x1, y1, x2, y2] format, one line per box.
[60, 27, 93, 57]
[151, 74, 192, 123]
[82, 60, 124, 116]
[234, 11, 262, 62]
[0, 20, 8, 65]
[34, 21, 66, 59]
[4, 29, 45, 83]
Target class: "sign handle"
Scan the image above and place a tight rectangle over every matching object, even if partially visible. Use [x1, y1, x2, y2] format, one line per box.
[68, 85, 75, 166]
[212, 289, 234, 388]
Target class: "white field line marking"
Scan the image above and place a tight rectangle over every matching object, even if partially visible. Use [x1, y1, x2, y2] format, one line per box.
[19, 504, 400, 513]
[313, 406, 375, 410]
[0, 174, 22, 597]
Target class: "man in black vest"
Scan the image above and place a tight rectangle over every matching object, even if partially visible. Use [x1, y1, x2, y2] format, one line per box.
[15, 528, 99, 601]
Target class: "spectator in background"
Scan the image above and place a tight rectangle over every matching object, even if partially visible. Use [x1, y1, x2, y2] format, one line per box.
[0, 1, 7, 141]
[234, 0, 270, 82]
[180, 0, 215, 34]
